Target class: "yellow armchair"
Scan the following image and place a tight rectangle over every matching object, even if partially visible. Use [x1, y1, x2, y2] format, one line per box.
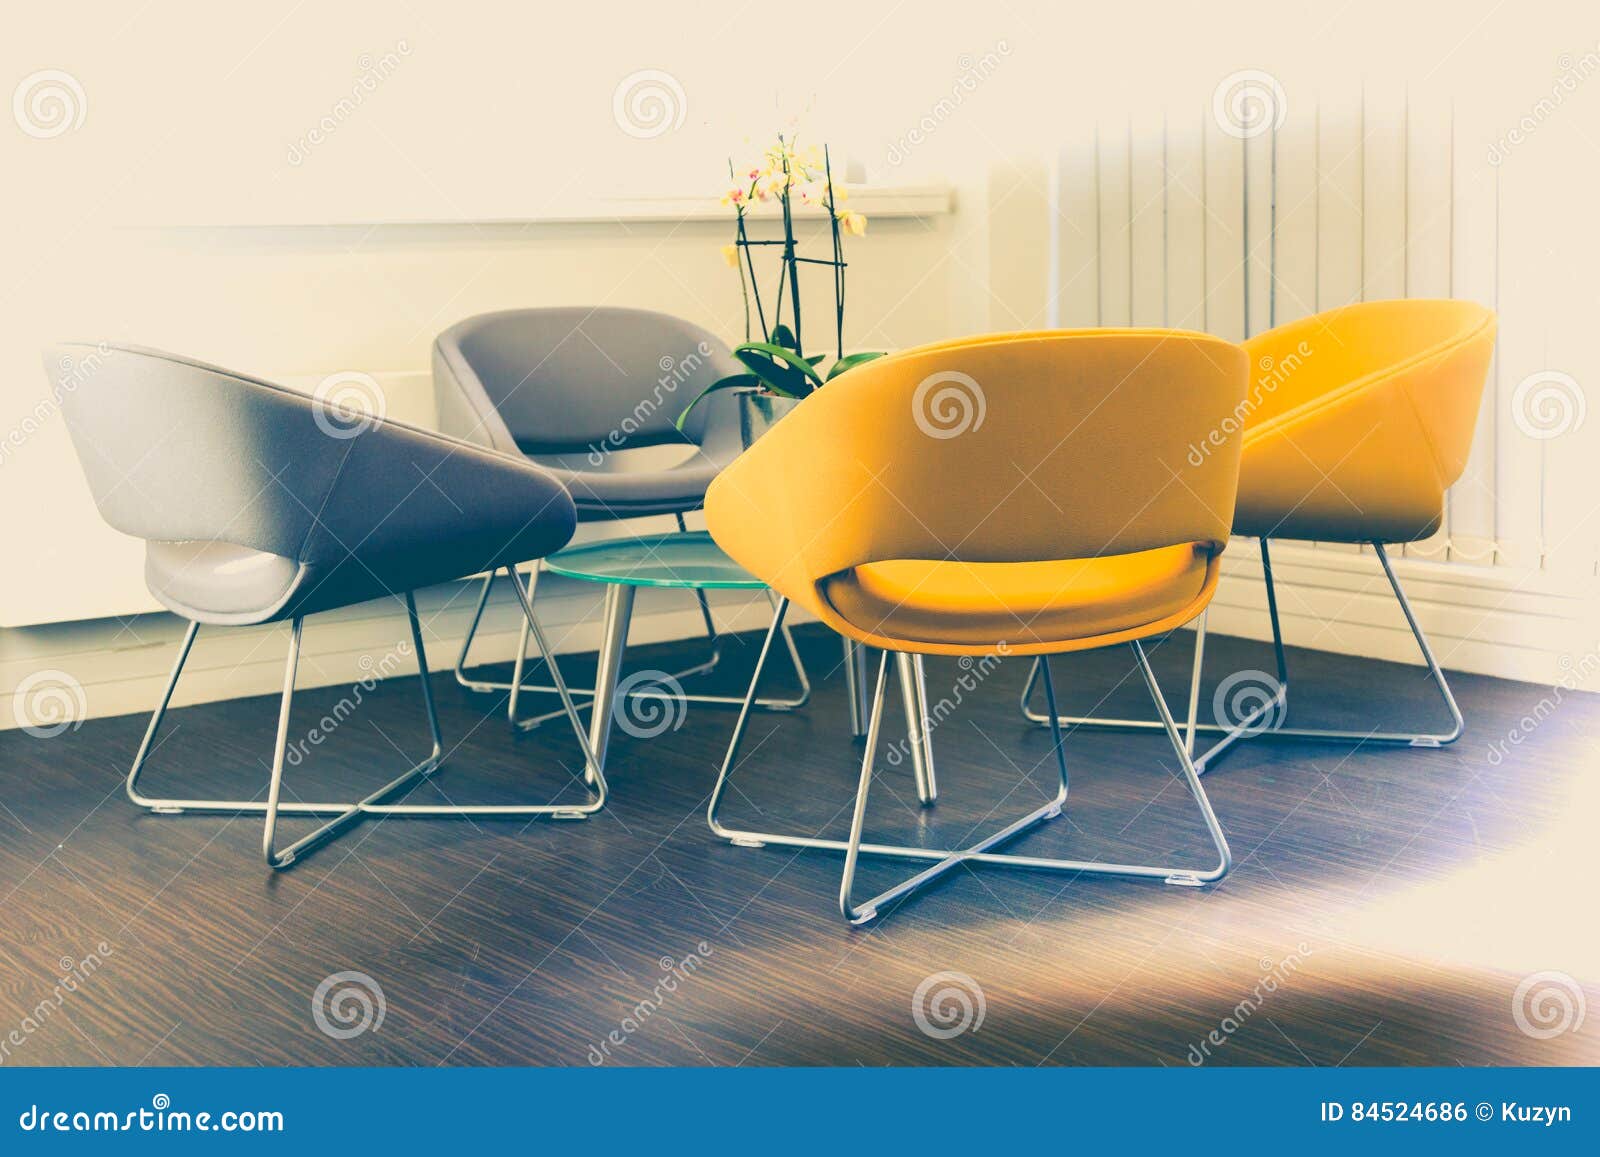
[706, 328, 1246, 655]
[1022, 299, 1497, 772]
[1235, 298, 1496, 543]
[704, 329, 1248, 921]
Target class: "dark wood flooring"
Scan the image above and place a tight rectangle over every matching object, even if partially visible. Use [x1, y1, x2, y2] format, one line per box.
[2, 616, 1597, 1066]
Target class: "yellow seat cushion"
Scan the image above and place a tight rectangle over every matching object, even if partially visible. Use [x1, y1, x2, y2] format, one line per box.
[820, 544, 1211, 651]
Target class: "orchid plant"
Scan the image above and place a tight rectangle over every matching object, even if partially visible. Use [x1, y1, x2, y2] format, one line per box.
[677, 134, 884, 428]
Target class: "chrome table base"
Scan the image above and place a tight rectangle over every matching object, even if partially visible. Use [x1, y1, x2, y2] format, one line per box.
[454, 566, 812, 732]
[708, 599, 1232, 924]
[127, 571, 604, 870]
[460, 559, 943, 799]
[1018, 539, 1464, 773]
[456, 513, 811, 732]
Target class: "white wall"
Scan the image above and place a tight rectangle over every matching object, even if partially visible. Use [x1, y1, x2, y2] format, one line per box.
[4, 0, 1600, 727]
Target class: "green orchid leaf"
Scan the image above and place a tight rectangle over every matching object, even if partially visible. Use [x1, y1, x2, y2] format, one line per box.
[826, 350, 888, 380]
[674, 373, 760, 431]
[734, 349, 810, 397]
[769, 324, 798, 350]
[805, 354, 828, 367]
[735, 341, 825, 389]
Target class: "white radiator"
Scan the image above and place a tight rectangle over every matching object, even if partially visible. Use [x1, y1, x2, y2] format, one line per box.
[1045, 79, 1600, 580]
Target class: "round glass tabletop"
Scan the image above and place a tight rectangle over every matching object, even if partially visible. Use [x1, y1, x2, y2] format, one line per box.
[542, 531, 765, 590]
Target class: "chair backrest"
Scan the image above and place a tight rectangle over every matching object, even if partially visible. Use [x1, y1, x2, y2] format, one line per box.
[705, 329, 1249, 600]
[50, 343, 351, 557]
[1240, 298, 1496, 486]
[49, 343, 576, 574]
[433, 307, 744, 456]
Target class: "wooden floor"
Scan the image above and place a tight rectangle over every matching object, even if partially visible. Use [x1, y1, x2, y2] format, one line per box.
[2, 617, 1597, 1067]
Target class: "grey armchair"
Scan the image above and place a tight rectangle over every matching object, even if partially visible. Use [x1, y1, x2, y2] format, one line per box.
[53, 343, 604, 869]
[433, 307, 809, 729]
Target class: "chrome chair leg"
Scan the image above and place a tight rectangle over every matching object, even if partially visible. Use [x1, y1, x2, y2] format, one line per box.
[1019, 539, 1465, 773]
[453, 569, 502, 693]
[128, 585, 606, 871]
[708, 599, 1232, 924]
[1183, 609, 1207, 758]
[506, 567, 538, 726]
[896, 653, 937, 804]
[501, 567, 607, 781]
[842, 638, 870, 737]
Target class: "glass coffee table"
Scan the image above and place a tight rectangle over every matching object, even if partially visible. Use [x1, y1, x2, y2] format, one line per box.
[537, 531, 810, 774]
[532, 530, 937, 813]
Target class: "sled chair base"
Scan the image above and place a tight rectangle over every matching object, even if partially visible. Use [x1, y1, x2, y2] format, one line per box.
[1019, 539, 1464, 773]
[707, 598, 1232, 925]
[127, 572, 605, 870]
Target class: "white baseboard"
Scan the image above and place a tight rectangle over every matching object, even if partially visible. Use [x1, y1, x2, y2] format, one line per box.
[1207, 541, 1600, 692]
[0, 576, 799, 729]
[4, 539, 1597, 731]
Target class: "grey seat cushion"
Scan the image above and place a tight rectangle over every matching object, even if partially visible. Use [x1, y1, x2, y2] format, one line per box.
[527, 439, 740, 519]
[432, 307, 745, 521]
[145, 541, 304, 624]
